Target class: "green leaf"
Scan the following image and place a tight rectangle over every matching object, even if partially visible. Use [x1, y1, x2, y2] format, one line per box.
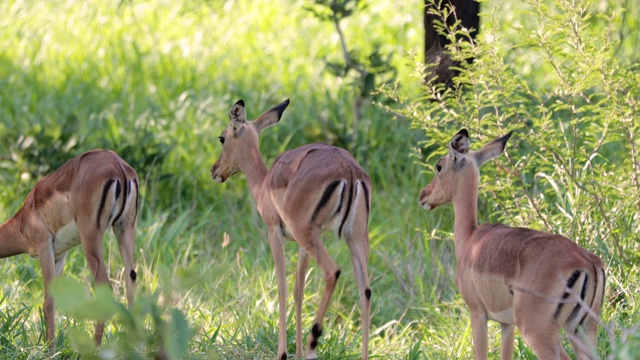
[50, 277, 90, 314]
[50, 278, 118, 321]
[164, 308, 193, 359]
[72, 285, 119, 321]
[68, 328, 98, 359]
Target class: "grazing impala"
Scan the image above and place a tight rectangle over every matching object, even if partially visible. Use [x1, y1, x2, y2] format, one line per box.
[211, 99, 372, 360]
[419, 129, 605, 360]
[0, 149, 138, 350]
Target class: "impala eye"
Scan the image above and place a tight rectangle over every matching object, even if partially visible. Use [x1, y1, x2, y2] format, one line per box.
[218, 136, 225, 144]
[435, 164, 442, 172]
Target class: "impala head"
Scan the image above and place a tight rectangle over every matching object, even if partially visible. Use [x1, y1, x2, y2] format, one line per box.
[211, 99, 290, 182]
[419, 129, 512, 210]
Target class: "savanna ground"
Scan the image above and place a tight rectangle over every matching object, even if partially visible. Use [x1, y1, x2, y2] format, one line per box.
[1, 0, 639, 359]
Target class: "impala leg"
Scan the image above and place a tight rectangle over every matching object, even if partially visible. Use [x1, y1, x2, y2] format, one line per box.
[567, 317, 599, 360]
[113, 223, 137, 308]
[79, 228, 110, 345]
[499, 323, 515, 360]
[294, 247, 310, 358]
[268, 228, 289, 360]
[520, 331, 570, 360]
[345, 223, 371, 359]
[54, 252, 68, 276]
[469, 309, 488, 360]
[38, 241, 56, 350]
[296, 229, 340, 360]
[514, 294, 570, 360]
[568, 274, 604, 360]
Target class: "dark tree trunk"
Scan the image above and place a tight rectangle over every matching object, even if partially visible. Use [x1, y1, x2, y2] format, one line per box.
[423, 0, 480, 88]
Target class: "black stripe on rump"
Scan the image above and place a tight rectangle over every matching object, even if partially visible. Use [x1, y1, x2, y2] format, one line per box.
[336, 181, 346, 215]
[112, 177, 128, 224]
[338, 179, 355, 237]
[311, 180, 341, 221]
[553, 270, 582, 320]
[133, 178, 140, 220]
[97, 179, 116, 227]
[567, 272, 588, 325]
[599, 269, 606, 308]
[575, 264, 599, 331]
[361, 181, 370, 215]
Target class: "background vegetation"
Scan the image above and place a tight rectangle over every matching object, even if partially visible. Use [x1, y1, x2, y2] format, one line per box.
[0, 0, 638, 358]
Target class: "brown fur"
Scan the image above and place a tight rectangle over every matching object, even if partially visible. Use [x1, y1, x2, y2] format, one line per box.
[212, 99, 372, 360]
[0, 149, 138, 350]
[419, 130, 605, 360]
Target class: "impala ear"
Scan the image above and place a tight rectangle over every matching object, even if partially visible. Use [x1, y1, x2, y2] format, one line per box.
[474, 131, 513, 167]
[230, 99, 246, 131]
[449, 129, 470, 163]
[254, 99, 290, 134]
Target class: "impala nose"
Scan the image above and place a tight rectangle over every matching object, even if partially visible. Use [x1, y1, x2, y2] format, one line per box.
[211, 165, 222, 183]
[419, 188, 432, 210]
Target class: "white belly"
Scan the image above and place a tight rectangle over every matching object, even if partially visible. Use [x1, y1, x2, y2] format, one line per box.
[53, 221, 81, 255]
[488, 308, 514, 324]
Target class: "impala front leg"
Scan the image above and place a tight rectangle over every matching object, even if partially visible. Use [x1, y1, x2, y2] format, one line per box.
[500, 323, 515, 360]
[295, 247, 310, 358]
[38, 241, 56, 350]
[268, 227, 289, 360]
[469, 309, 489, 360]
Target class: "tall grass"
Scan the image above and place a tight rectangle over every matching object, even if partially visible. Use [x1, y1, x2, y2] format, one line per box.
[0, 0, 637, 359]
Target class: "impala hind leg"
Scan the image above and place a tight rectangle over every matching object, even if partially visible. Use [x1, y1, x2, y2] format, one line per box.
[345, 225, 370, 359]
[113, 223, 137, 308]
[519, 331, 570, 360]
[295, 247, 310, 358]
[567, 270, 604, 360]
[79, 227, 110, 345]
[567, 316, 600, 360]
[514, 294, 570, 360]
[294, 228, 340, 360]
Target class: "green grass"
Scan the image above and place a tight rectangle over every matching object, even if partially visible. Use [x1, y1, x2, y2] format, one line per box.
[0, 0, 638, 359]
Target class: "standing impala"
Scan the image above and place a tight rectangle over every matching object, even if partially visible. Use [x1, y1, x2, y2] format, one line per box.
[211, 99, 372, 360]
[0, 149, 138, 350]
[419, 129, 605, 360]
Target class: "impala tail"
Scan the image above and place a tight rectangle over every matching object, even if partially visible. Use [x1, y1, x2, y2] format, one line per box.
[316, 170, 370, 240]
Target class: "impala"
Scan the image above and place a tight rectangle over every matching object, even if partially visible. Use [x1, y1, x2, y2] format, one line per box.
[0, 149, 138, 350]
[419, 129, 605, 360]
[211, 99, 372, 360]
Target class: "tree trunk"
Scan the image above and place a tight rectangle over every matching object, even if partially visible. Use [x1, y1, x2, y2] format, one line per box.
[423, 0, 480, 88]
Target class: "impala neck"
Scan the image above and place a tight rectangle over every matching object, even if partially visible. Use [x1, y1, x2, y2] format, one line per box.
[239, 144, 268, 204]
[0, 215, 28, 258]
[452, 177, 479, 260]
